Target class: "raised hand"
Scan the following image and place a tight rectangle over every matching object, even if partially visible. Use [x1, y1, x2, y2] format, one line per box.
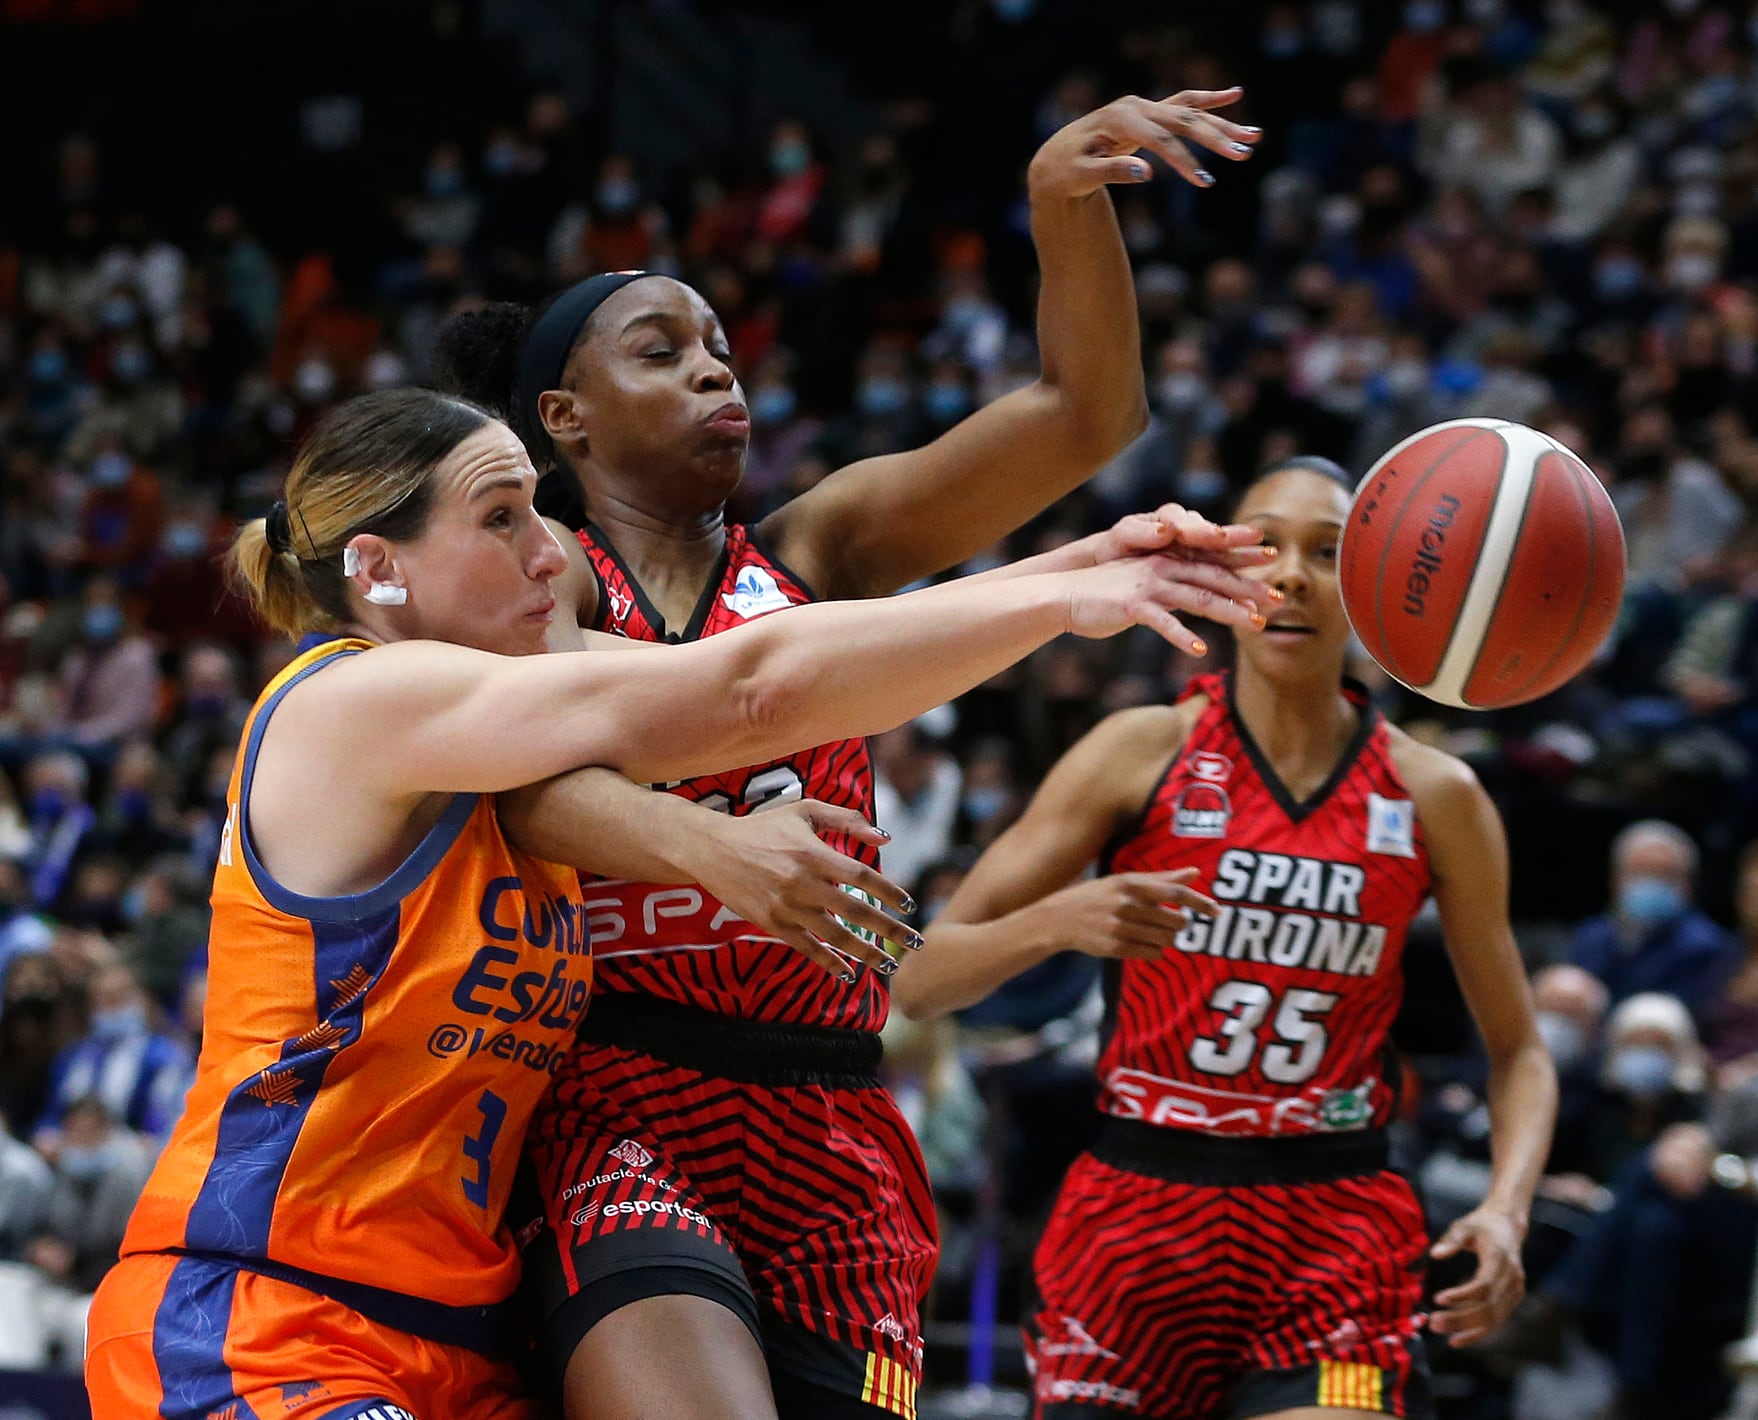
[1029, 89, 1261, 200]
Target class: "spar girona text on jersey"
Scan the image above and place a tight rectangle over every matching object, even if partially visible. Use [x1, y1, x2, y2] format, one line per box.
[1098, 672, 1432, 1138]
[576, 522, 887, 1030]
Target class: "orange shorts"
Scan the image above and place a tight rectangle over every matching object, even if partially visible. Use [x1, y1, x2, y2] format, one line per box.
[86, 1253, 541, 1420]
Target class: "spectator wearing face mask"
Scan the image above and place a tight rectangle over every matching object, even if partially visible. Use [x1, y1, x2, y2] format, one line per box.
[14, 1095, 155, 1370]
[1570, 820, 1740, 1023]
[31, 962, 192, 1154]
[75, 440, 165, 585]
[56, 577, 162, 754]
[874, 718, 964, 891]
[1531, 964, 1614, 1178]
[18, 751, 95, 914]
[1512, 1041, 1756, 1420]
[1585, 993, 1709, 1181]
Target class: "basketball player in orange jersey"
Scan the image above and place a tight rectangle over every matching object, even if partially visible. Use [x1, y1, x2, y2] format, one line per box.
[893, 459, 1559, 1420]
[435, 91, 1267, 1418]
[82, 388, 1275, 1420]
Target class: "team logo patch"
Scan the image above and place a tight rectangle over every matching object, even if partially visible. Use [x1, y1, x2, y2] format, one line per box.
[605, 586, 634, 628]
[608, 1138, 654, 1169]
[722, 565, 792, 619]
[1172, 781, 1230, 838]
[1366, 793, 1416, 858]
[1188, 750, 1232, 783]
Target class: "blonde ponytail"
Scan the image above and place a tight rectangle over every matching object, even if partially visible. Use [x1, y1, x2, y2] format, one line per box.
[228, 517, 339, 638]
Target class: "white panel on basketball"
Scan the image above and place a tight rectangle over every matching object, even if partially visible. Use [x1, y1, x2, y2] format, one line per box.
[1422, 422, 1552, 708]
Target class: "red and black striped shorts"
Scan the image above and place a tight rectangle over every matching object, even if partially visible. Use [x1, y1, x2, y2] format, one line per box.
[1026, 1119, 1433, 1419]
[518, 994, 937, 1418]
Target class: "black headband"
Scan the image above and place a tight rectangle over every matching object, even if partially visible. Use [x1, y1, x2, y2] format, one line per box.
[515, 271, 658, 459]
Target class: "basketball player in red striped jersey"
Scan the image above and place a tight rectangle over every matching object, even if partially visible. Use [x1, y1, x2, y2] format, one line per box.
[436, 93, 1270, 1419]
[894, 459, 1558, 1420]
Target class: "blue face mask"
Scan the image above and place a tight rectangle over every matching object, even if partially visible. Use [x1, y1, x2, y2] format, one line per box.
[115, 787, 152, 823]
[595, 178, 639, 216]
[90, 1003, 146, 1042]
[963, 787, 1010, 824]
[858, 377, 911, 417]
[120, 885, 149, 926]
[60, 1144, 117, 1182]
[89, 451, 131, 489]
[924, 384, 971, 424]
[1619, 876, 1687, 927]
[29, 790, 67, 822]
[425, 166, 464, 199]
[29, 348, 68, 384]
[1596, 259, 1645, 300]
[84, 605, 124, 643]
[770, 140, 811, 178]
[163, 523, 207, 559]
[1610, 1045, 1675, 1097]
[751, 386, 798, 425]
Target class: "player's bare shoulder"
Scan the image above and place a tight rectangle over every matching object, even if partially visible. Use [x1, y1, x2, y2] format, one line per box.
[1069, 695, 1208, 824]
[1383, 721, 1490, 836]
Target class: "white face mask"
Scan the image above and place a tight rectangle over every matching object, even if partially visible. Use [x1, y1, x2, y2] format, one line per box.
[1668, 252, 1720, 292]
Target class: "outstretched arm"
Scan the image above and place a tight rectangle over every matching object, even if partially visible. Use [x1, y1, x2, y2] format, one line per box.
[764, 91, 1261, 600]
[294, 545, 1267, 801]
[1404, 743, 1556, 1349]
[893, 704, 1211, 1019]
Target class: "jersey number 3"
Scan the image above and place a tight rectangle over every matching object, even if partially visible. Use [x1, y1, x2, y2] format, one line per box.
[1189, 982, 1338, 1084]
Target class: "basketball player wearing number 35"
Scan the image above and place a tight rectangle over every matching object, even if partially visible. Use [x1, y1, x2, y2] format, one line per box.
[893, 459, 1559, 1420]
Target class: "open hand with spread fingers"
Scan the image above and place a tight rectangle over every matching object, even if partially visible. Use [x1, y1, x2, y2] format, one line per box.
[1029, 88, 1261, 199]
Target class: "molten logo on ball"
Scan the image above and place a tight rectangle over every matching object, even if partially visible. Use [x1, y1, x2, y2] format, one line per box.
[1402, 492, 1461, 618]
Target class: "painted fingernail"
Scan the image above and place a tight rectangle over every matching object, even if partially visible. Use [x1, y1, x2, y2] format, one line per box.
[1194, 169, 1215, 185]
[841, 970, 858, 984]
[1131, 160, 1150, 179]
[901, 894, 917, 915]
[1191, 639, 1208, 656]
[1261, 545, 1279, 557]
[904, 930, 926, 952]
[875, 827, 892, 841]
[1250, 612, 1267, 628]
[1268, 587, 1285, 600]
[1241, 126, 1262, 135]
[1230, 142, 1252, 156]
[878, 956, 900, 976]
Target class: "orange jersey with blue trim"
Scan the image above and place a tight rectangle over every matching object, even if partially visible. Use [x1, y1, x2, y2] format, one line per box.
[121, 638, 590, 1315]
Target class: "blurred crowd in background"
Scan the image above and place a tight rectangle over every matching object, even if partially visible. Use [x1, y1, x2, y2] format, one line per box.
[7, 0, 1758, 1415]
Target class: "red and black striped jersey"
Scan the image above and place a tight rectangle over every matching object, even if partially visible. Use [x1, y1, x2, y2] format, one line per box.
[1096, 672, 1431, 1137]
[575, 522, 886, 1030]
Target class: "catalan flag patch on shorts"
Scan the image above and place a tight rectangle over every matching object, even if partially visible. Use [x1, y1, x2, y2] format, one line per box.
[1317, 1359, 1387, 1410]
[860, 1352, 919, 1420]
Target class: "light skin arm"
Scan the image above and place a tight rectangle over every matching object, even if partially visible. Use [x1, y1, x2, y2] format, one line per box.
[892, 704, 1213, 1020]
[279, 554, 1264, 801]
[1399, 736, 1557, 1348]
[762, 92, 1261, 600]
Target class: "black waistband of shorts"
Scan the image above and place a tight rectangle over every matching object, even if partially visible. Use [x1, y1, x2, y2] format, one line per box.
[163, 1249, 512, 1355]
[578, 993, 883, 1087]
[1091, 1115, 1389, 1186]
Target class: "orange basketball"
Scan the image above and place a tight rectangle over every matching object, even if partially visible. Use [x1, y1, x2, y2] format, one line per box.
[1338, 418, 1626, 710]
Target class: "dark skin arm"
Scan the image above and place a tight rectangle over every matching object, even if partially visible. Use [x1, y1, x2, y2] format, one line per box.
[762, 91, 1261, 601]
[1392, 732, 1556, 1348]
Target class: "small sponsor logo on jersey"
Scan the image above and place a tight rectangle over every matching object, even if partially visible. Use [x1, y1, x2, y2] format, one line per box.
[609, 1138, 654, 1169]
[279, 1381, 328, 1410]
[1172, 782, 1230, 838]
[1188, 750, 1232, 783]
[1366, 793, 1417, 858]
[1316, 1082, 1375, 1130]
[1039, 1317, 1120, 1360]
[605, 586, 634, 628]
[722, 565, 792, 619]
[874, 1313, 911, 1344]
